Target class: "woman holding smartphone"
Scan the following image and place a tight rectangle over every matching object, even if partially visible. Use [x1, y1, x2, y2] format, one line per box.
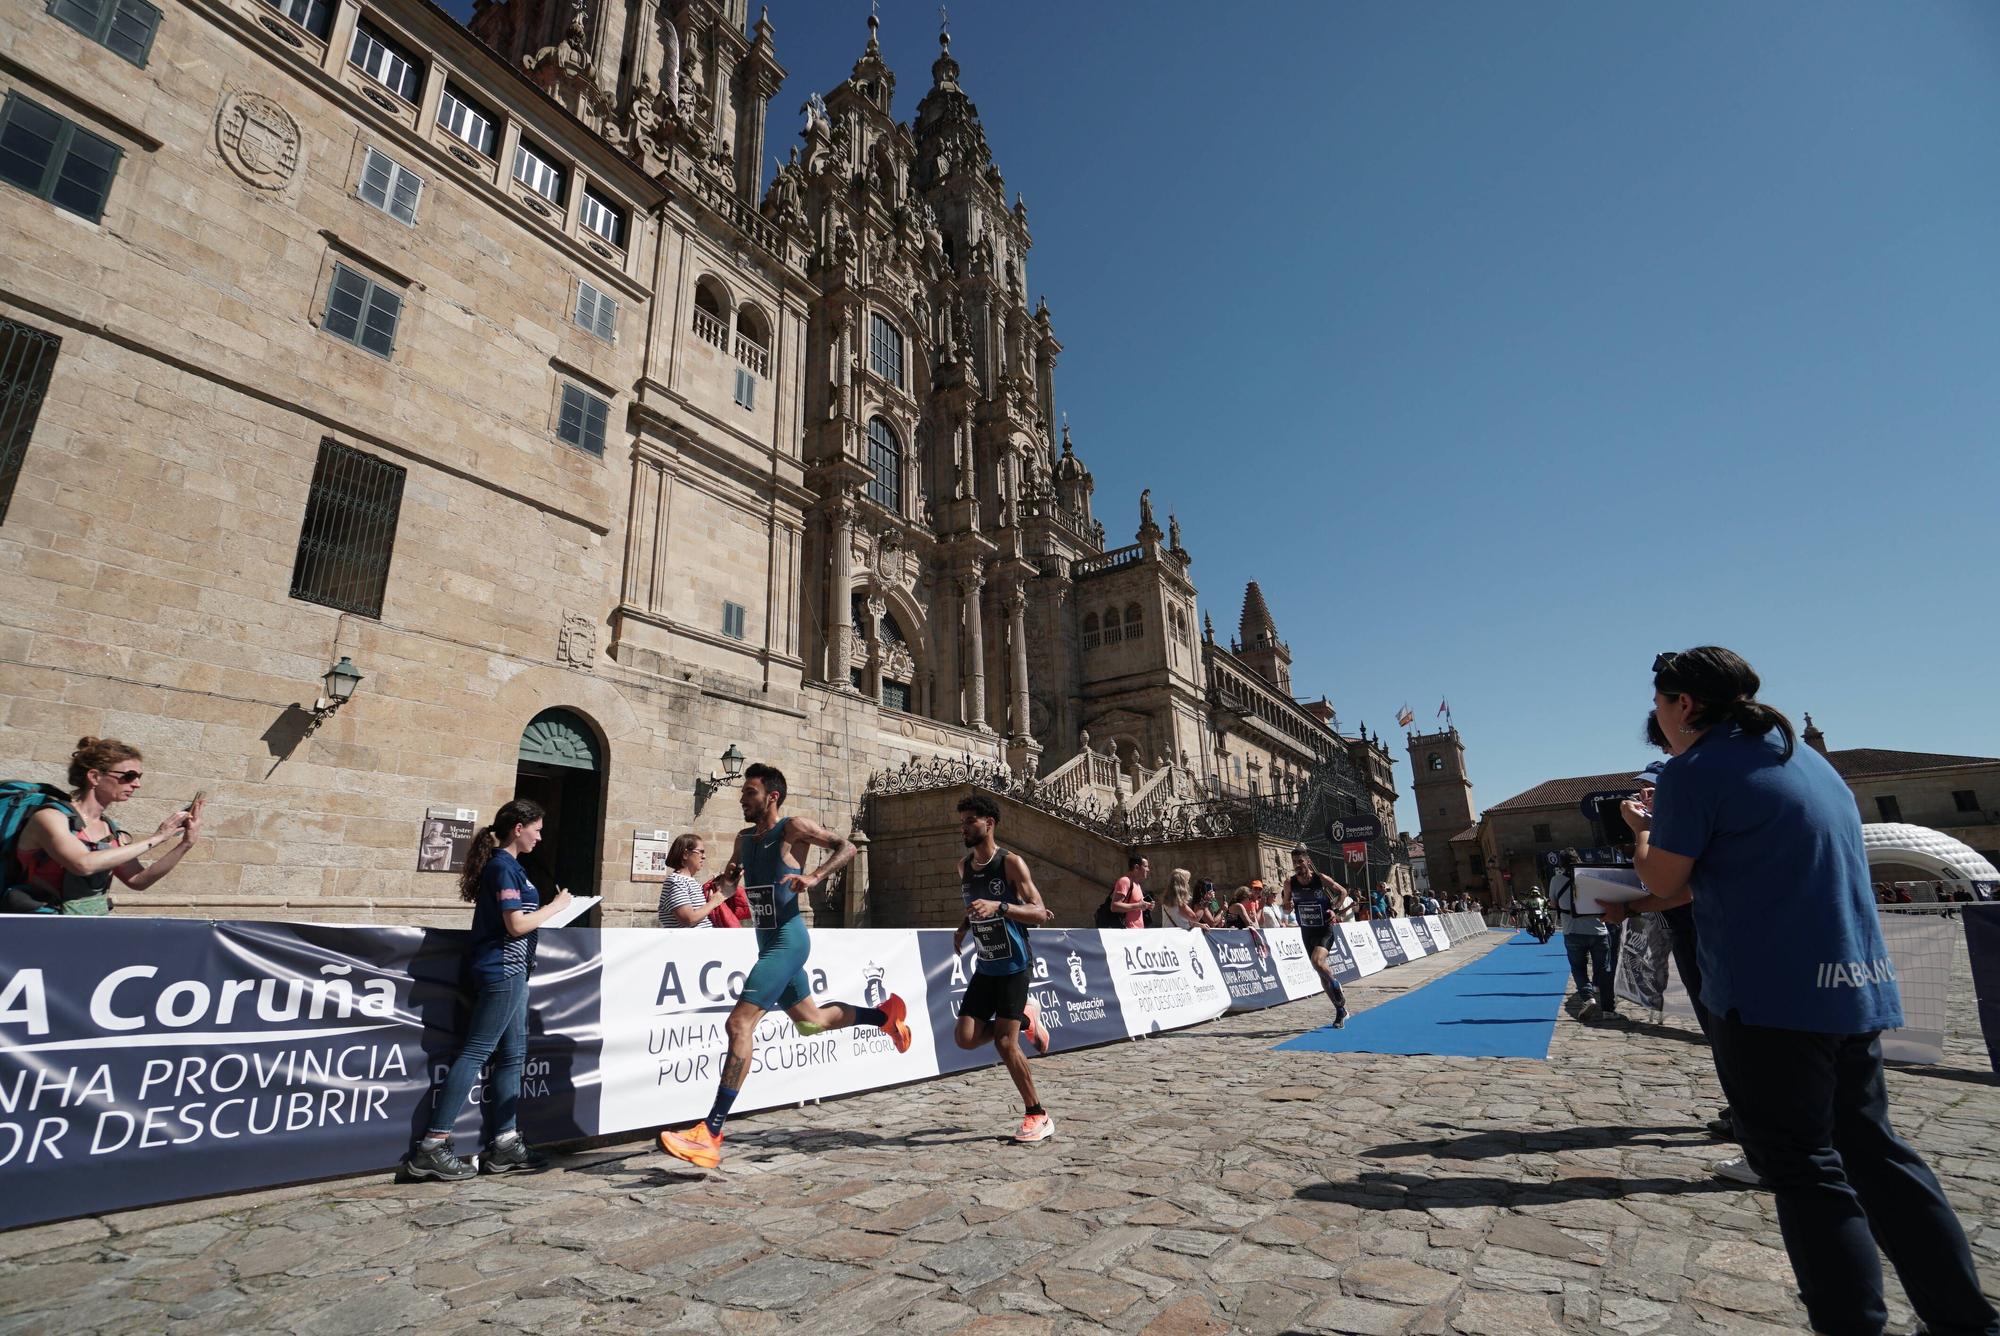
[405, 799, 572, 1182]
[8, 738, 202, 915]
[1608, 647, 1994, 1336]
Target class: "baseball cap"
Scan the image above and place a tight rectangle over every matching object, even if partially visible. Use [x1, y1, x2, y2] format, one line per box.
[1632, 760, 1666, 783]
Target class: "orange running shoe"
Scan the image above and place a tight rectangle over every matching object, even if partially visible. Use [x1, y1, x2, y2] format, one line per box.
[1014, 1111, 1055, 1144]
[879, 993, 913, 1054]
[1023, 997, 1050, 1054]
[657, 1123, 723, 1168]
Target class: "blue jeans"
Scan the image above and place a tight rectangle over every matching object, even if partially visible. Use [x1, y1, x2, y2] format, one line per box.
[1711, 1014, 1998, 1336]
[426, 973, 530, 1139]
[1564, 933, 1614, 1011]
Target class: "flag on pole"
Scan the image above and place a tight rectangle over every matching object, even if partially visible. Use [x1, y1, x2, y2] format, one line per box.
[1396, 704, 1415, 728]
[1436, 698, 1449, 718]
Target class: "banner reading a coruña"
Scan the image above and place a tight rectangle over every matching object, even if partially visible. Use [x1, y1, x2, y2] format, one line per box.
[1423, 915, 1453, 948]
[1266, 927, 1338, 995]
[1101, 929, 1231, 1035]
[915, 928, 1130, 1074]
[1343, 920, 1390, 976]
[0, 918, 599, 1232]
[1408, 917, 1439, 954]
[592, 928, 938, 1134]
[1388, 917, 1428, 960]
[1206, 930, 1287, 1011]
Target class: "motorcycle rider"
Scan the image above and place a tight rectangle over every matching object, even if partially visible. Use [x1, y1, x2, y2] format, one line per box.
[1522, 884, 1554, 942]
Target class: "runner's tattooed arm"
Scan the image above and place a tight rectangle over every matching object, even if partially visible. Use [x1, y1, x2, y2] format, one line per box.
[777, 815, 856, 894]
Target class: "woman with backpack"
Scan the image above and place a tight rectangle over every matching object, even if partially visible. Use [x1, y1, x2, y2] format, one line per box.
[4, 737, 201, 915]
[404, 799, 571, 1182]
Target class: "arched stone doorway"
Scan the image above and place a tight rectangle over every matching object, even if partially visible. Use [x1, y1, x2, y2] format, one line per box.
[514, 708, 604, 916]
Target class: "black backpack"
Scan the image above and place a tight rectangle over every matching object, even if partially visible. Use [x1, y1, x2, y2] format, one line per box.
[1093, 893, 1122, 929]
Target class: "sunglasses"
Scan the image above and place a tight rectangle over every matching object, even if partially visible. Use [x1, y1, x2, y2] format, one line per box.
[105, 769, 144, 783]
[1651, 652, 1678, 675]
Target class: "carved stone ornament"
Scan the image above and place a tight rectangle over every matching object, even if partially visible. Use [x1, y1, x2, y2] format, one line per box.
[216, 91, 302, 190]
[557, 611, 597, 670]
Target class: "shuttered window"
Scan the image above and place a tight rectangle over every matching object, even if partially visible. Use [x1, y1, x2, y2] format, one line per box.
[289, 439, 406, 617]
[0, 316, 62, 525]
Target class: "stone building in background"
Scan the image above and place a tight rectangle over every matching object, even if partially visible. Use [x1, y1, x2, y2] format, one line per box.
[0, 0, 1400, 923]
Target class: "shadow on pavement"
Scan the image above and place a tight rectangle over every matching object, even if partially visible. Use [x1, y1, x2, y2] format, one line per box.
[1296, 1169, 1736, 1210]
[1887, 1063, 1999, 1087]
[1363, 1123, 1704, 1161]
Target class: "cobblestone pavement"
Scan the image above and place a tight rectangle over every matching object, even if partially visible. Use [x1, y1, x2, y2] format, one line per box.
[4, 930, 1996, 1335]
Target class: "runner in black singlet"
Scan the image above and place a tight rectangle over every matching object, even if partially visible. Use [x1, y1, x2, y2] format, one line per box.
[1284, 846, 1350, 1028]
[949, 795, 1055, 1142]
[657, 763, 913, 1169]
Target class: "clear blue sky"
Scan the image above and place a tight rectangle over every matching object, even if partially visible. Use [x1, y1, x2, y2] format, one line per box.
[463, 2, 2000, 832]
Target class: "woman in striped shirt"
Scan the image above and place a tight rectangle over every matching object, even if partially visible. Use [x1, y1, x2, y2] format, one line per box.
[657, 834, 732, 927]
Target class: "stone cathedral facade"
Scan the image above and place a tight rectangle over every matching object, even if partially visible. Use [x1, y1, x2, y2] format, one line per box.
[0, 0, 1399, 922]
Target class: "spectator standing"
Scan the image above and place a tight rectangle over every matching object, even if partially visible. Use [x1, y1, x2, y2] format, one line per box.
[1608, 646, 1996, 1336]
[7, 738, 201, 915]
[1110, 853, 1152, 928]
[657, 834, 734, 927]
[405, 799, 571, 1181]
[1256, 888, 1285, 928]
[1553, 860, 1617, 1022]
[1160, 868, 1201, 930]
[1370, 884, 1389, 919]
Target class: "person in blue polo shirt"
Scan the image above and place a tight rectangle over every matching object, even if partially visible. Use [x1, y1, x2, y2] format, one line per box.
[1607, 647, 1995, 1336]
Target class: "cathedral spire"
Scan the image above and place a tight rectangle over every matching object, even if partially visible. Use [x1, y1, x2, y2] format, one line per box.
[1239, 581, 1279, 650]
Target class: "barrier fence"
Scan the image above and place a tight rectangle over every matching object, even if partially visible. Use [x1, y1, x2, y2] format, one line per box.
[0, 912, 1487, 1231]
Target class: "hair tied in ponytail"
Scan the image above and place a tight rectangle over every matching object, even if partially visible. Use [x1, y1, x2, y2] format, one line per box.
[458, 798, 544, 902]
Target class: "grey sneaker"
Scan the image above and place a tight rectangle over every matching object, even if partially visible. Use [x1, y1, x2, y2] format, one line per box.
[404, 1139, 476, 1182]
[1333, 1006, 1348, 1030]
[1714, 1156, 1763, 1187]
[483, 1131, 550, 1175]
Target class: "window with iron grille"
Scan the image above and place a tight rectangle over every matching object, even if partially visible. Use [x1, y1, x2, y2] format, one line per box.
[0, 316, 62, 525]
[868, 313, 903, 387]
[321, 263, 401, 358]
[579, 187, 623, 246]
[47, 0, 161, 66]
[881, 679, 911, 713]
[290, 439, 405, 617]
[0, 93, 122, 222]
[722, 601, 746, 640]
[866, 416, 900, 512]
[512, 138, 564, 205]
[357, 146, 422, 224]
[557, 382, 608, 456]
[348, 19, 421, 102]
[574, 280, 616, 342]
[263, 0, 330, 37]
[436, 84, 496, 156]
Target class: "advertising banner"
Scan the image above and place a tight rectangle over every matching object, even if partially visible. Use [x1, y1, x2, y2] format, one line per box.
[1342, 921, 1390, 976]
[1101, 929, 1231, 1036]
[1206, 930, 1287, 1011]
[1390, 917, 1428, 960]
[1423, 915, 1451, 948]
[1963, 907, 2000, 1074]
[0, 918, 598, 1232]
[1267, 928, 1336, 996]
[1, 915, 1494, 1231]
[1407, 918, 1439, 954]
[1369, 917, 1408, 967]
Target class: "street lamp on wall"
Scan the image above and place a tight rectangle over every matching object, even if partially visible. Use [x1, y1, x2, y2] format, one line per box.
[694, 744, 746, 813]
[312, 657, 363, 719]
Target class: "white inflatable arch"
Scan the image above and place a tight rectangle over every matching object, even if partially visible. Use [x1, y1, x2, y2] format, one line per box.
[1861, 822, 1999, 890]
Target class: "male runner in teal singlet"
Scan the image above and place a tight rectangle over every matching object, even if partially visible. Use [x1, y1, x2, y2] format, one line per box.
[658, 763, 912, 1168]
[949, 794, 1056, 1142]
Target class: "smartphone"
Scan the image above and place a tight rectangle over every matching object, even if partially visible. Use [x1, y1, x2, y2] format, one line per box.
[1594, 795, 1635, 845]
[185, 790, 207, 814]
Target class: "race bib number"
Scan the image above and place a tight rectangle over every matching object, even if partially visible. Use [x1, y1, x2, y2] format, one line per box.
[744, 884, 776, 929]
[970, 913, 1011, 961]
[1295, 899, 1326, 927]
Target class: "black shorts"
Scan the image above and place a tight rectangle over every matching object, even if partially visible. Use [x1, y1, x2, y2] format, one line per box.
[1300, 925, 1335, 956]
[960, 969, 1031, 1023]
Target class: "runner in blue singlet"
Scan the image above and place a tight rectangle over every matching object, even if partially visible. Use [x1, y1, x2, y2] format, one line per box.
[657, 763, 913, 1170]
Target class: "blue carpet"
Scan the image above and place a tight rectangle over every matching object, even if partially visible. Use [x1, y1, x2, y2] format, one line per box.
[1274, 932, 1573, 1060]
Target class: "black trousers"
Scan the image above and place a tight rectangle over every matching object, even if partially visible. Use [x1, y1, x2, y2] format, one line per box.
[1709, 1014, 1998, 1336]
[1661, 905, 1712, 1036]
